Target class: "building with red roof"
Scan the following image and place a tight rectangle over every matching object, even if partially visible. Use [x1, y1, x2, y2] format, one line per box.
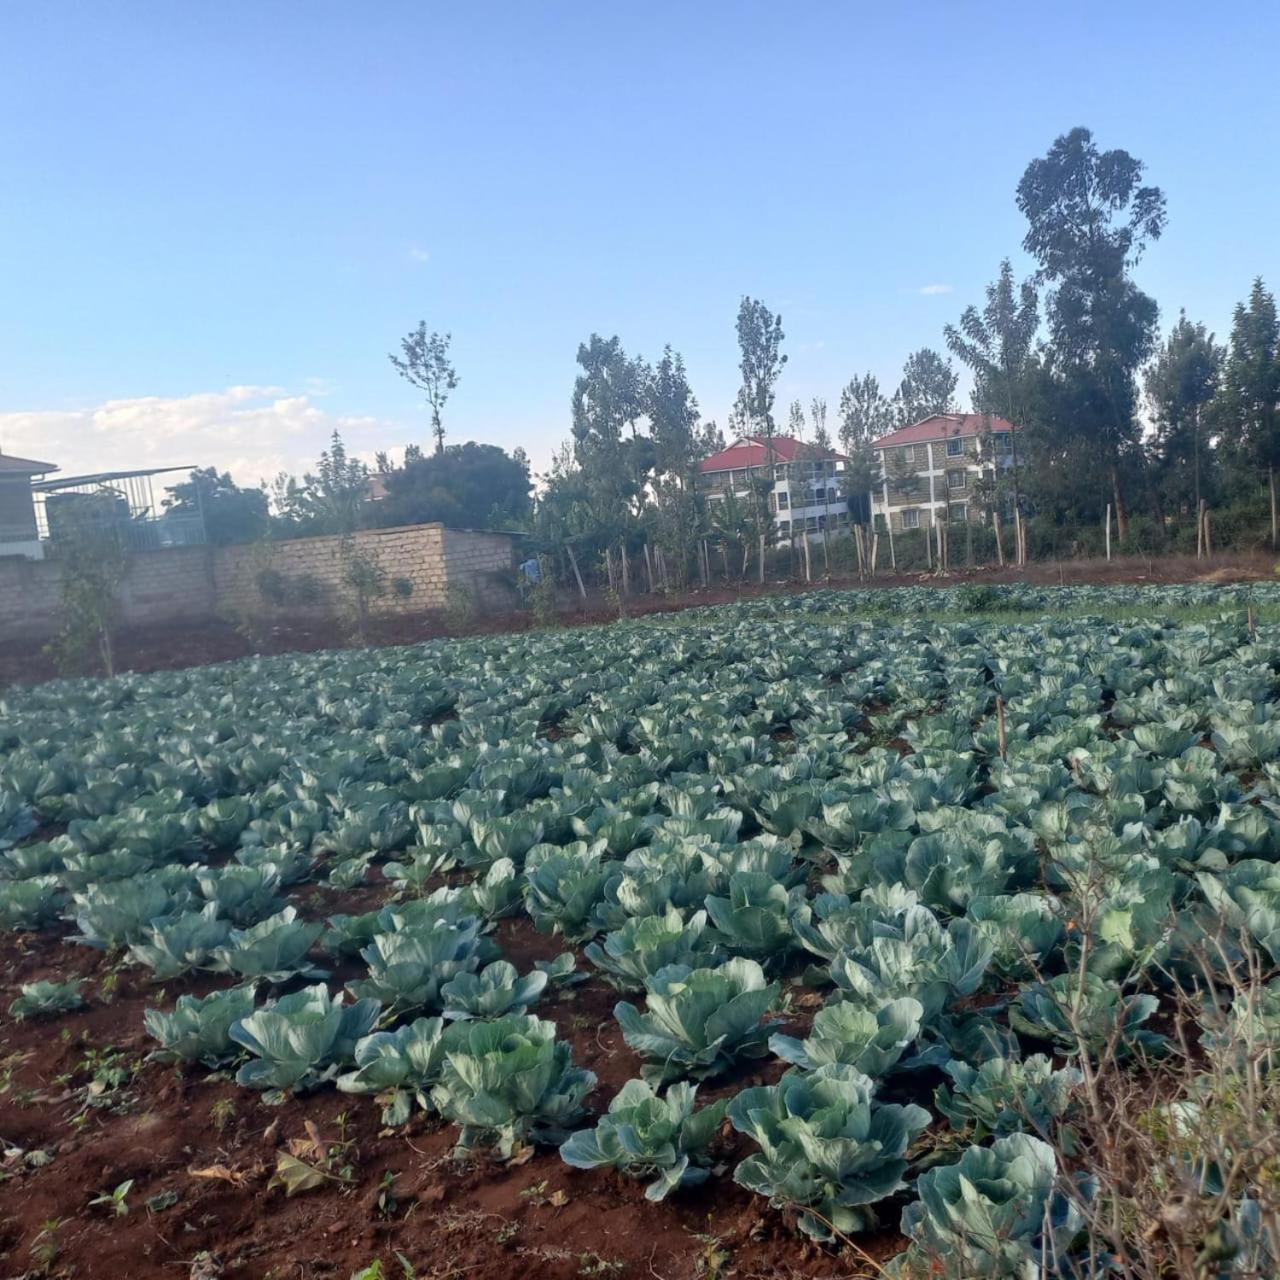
[870, 413, 1017, 533]
[698, 435, 852, 543]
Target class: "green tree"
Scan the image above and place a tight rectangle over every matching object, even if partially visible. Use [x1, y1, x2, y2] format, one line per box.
[271, 430, 370, 535]
[1143, 313, 1223, 518]
[809, 397, 832, 452]
[389, 323, 459, 454]
[648, 347, 701, 484]
[838, 374, 894, 454]
[47, 511, 130, 675]
[1217, 278, 1280, 544]
[571, 334, 651, 520]
[945, 260, 1039, 508]
[892, 349, 958, 426]
[733, 297, 787, 436]
[647, 346, 705, 585]
[163, 468, 270, 546]
[838, 375, 892, 522]
[733, 297, 787, 541]
[1016, 126, 1166, 539]
[787, 399, 806, 438]
[376, 442, 532, 530]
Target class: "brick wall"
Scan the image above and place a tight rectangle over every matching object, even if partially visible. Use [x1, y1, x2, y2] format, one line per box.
[0, 545, 216, 641]
[0, 523, 519, 643]
[213, 522, 516, 617]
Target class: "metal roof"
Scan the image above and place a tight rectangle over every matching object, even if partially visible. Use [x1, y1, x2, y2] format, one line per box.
[0, 453, 57, 475]
[31, 465, 195, 492]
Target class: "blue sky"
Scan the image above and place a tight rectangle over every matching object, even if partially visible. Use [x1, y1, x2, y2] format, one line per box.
[1, 1, 1276, 486]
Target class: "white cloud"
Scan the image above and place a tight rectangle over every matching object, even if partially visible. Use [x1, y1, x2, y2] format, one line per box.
[917, 283, 953, 296]
[408, 245, 430, 263]
[0, 386, 412, 489]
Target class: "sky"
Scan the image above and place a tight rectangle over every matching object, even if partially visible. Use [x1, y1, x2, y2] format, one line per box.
[1, 1, 1277, 491]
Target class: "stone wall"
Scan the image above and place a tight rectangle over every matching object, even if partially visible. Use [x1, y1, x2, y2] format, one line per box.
[0, 523, 519, 645]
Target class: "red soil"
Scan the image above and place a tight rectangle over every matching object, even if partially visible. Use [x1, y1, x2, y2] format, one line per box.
[0, 912, 899, 1280]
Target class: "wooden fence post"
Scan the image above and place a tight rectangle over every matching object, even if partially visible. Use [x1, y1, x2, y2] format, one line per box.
[1104, 503, 1112, 562]
[993, 510, 1005, 567]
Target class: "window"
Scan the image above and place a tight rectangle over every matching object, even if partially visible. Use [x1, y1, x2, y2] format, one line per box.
[776, 490, 789, 510]
[902, 508, 920, 529]
[994, 431, 1012, 455]
[777, 519, 790, 536]
[806, 515, 818, 530]
[947, 470, 967, 491]
[950, 504, 968, 523]
[946, 437, 964, 456]
[827, 487, 838, 502]
[818, 514, 827, 530]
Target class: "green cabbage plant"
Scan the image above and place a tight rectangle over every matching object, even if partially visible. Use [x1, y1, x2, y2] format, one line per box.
[429, 1014, 596, 1157]
[614, 958, 781, 1085]
[703, 872, 801, 964]
[769, 997, 924, 1076]
[560, 1079, 728, 1201]
[128, 905, 232, 979]
[144, 985, 258, 1067]
[524, 840, 617, 941]
[934, 1054, 1081, 1143]
[0, 876, 66, 931]
[441, 960, 548, 1020]
[230, 984, 381, 1099]
[336, 1016, 449, 1124]
[211, 907, 326, 983]
[893, 1134, 1085, 1278]
[727, 1063, 931, 1241]
[584, 908, 724, 991]
[9, 978, 85, 1020]
[1011, 973, 1167, 1059]
[347, 920, 486, 1016]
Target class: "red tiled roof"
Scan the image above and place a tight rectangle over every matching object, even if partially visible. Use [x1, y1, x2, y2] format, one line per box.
[0, 453, 57, 475]
[872, 413, 1016, 450]
[699, 435, 848, 473]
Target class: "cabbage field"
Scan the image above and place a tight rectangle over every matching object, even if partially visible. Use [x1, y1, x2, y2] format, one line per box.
[3, 582, 1280, 1279]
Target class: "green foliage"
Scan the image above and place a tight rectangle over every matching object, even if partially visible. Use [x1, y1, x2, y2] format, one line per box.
[230, 984, 381, 1097]
[347, 919, 487, 1016]
[934, 1054, 1082, 1142]
[8, 978, 85, 1020]
[584, 907, 724, 991]
[429, 1015, 596, 1157]
[441, 960, 548, 1021]
[211, 907, 326, 983]
[769, 996, 924, 1076]
[727, 1063, 931, 1241]
[614, 958, 781, 1085]
[893, 1134, 1085, 1278]
[128, 904, 232, 979]
[144, 984, 258, 1067]
[560, 1079, 728, 1201]
[1011, 973, 1167, 1059]
[336, 1016, 449, 1125]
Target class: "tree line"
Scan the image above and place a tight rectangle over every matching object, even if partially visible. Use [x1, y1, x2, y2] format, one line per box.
[169, 125, 1280, 580]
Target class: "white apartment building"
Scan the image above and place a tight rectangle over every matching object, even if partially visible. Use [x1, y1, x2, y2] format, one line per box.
[698, 435, 852, 541]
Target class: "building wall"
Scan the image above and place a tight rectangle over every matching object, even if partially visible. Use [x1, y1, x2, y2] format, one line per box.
[0, 523, 518, 643]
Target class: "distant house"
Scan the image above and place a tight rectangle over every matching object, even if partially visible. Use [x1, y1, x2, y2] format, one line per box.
[0, 452, 58, 559]
[698, 435, 851, 542]
[870, 413, 1017, 531]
